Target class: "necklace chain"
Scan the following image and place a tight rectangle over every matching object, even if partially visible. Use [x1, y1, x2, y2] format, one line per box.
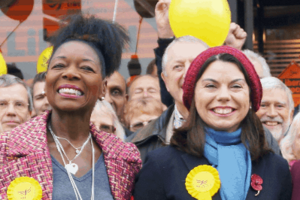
[49, 125, 91, 156]
[48, 123, 95, 200]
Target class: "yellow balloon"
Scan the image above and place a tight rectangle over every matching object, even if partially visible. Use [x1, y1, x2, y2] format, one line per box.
[169, 0, 231, 47]
[0, 52, 7, 76]
[37, 46, 53, 73]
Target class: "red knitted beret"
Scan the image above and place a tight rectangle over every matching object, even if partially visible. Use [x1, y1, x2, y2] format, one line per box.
[182, 46, 262, 112]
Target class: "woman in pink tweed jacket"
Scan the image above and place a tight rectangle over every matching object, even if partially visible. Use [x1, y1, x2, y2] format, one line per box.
[0, 15, 141, 200]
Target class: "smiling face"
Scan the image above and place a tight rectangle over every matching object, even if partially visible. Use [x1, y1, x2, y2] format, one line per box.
[194, 60, 250, 132]
[162, 42, 207, 107]
[256, 88, 292, 141]
[45, 41, 105, 114]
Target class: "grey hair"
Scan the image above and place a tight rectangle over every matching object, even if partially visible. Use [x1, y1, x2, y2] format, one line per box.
[260, 77, 294, 113]
[162, 35, 209, 76]
[280, 112, 300, 162]
[93, 99, 126, 141]
[243, 49, 271, 77]
[0, 74, 33, 112]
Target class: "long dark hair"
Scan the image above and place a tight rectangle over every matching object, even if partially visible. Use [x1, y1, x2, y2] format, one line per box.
[171, 53, 272, 161]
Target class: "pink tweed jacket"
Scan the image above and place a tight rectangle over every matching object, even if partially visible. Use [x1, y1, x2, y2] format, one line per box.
[0, 111, 142, 200]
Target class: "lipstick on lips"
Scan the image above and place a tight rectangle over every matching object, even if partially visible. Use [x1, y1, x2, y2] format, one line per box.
[57, 84, 84, 99]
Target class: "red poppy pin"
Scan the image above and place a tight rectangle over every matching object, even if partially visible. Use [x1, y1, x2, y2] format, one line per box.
[251, 174, 263, 196]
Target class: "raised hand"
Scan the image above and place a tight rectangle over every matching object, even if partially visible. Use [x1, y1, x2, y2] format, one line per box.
[225, 23, 247, 50]
[155, 0, 174, 39]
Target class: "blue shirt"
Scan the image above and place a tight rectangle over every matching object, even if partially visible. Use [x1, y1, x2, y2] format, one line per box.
[51, 154, 114, 200]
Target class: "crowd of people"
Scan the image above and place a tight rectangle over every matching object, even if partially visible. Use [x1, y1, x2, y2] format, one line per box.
[0, 0, 300, 199]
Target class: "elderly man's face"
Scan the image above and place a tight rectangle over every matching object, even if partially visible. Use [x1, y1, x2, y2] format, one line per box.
[129, 76, 161, 101]
[104, 71, 127, 122]
[256, 88, 293, 142]
[0, 84, 31, 132]
[162, 42, 207, 106]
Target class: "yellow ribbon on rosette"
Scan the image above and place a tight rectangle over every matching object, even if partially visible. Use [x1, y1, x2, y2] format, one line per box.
[185, 165, 221, 200]
[37, 46, 53, 73]
[7, 177, 42, 200]
[0, 51, 7, 76]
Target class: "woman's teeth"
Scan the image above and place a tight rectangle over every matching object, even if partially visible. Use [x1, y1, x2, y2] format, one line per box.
[58, 88, 83, 96]
[213, 108, 233, 114]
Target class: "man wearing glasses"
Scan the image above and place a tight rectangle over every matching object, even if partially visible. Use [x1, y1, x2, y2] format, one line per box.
[0, 74, 33, 133]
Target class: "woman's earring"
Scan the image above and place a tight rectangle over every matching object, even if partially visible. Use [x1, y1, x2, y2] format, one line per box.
[249, 105, 252, 109]
[101, 97, 105, 101]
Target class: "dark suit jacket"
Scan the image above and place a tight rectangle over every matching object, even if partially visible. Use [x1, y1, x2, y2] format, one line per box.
[134, 146, 292, 200]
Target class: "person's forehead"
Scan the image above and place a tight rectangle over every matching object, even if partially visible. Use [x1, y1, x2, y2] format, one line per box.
[91, 110, 113, 124]
[0, 84, 28, 101]
[131, 76, 159, 90]
[168, 42, 207, 60]
[262, 88, 289, 104]
[107, 72, 126, 90]
[52, 41, 101, 65]
[33, 81, 45, 95]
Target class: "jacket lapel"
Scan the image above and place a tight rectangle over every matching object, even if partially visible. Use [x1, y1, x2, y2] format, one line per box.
[91, 124, 126, 200]
[180, 153, 222, 200]
[246, 158, 266, 200]
[181, 152, 268, 200]
[181, 153, 209, 171]
[4, 111, 53, 200]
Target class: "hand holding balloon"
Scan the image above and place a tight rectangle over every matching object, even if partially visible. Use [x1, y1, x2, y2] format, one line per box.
[225, 23, 247, 50]
[169, 0, 231, 47]
[155, 0, 174, 39]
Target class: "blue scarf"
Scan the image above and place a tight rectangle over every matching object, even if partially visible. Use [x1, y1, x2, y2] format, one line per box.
[204, 127, 251, 200]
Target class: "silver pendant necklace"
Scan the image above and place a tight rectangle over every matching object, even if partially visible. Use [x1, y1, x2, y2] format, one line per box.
[48, 123, 95, 200]
[49, 125, 91, 155]
[48, 124, 90, 175]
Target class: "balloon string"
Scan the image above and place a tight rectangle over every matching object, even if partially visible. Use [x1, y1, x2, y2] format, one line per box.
[0, 20, 24, 48]
[135, 17, 143, 54]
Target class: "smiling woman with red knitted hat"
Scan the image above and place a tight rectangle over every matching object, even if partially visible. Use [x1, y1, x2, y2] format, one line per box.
[134, 46, 292, 200]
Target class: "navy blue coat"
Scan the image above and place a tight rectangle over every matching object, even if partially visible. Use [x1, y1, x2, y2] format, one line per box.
[134, 146, 292, 200]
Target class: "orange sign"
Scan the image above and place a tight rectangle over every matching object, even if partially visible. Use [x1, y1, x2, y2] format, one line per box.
[278, 61, 300, 107]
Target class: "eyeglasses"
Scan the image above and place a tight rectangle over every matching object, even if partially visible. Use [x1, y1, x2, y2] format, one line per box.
[0, 100, 29, 112]
[130, 120, 154, 131]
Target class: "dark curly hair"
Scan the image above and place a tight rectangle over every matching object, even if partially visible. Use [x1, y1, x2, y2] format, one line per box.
[49, 14, 129, 77]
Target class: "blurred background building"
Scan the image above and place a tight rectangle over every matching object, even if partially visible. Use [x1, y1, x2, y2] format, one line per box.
[0, 0, 299, 79]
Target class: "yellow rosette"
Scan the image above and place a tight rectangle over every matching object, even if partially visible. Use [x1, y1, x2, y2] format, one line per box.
[185, 165, 221, 200]
[37, 46, 53, 73]
[7, 177, 42, 200]
[0, 52, 7, 76]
